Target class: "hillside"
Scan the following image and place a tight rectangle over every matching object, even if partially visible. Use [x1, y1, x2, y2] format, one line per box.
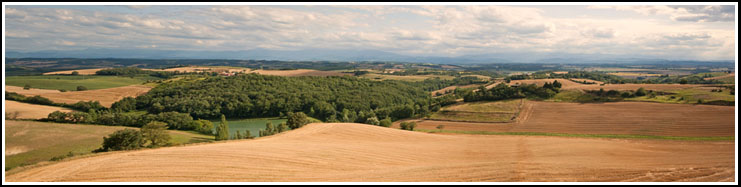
[6, 123, 734, 182]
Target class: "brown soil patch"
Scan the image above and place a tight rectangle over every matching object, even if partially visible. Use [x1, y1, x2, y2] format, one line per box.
[4, 100, 74, 119]
[251, 69, 350, 77]
[6, 85, 152, 107]
[5, 123, 734, 182]
[414, 101, 734, 137]
[42, 68, 107, 75]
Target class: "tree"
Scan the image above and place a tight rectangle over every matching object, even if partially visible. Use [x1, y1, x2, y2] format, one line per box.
[23, 84, 31, 90]
[215, 114, 230, 141]
[98, 129, 144, 152]
[379, 117, 392, 127]
[235, 131, 243, 140]
[194, 119, 214, 135]
[679, 79, 688, 84]
[71, 71, 79, 75]
[277, 122, 289, 133]
[111, 97, 137, 112]
[141, 121, 171, 147]
[635, 87, 647, 96]
[76, 85, 88, 91]
[47, 111, 69, 122]
[245, 130, 253, 139]
[287, 112, 309, 129]
[408, 122, 417, 131]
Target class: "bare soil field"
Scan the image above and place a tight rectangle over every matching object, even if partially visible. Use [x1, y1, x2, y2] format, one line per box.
[251, 69, 350, 77]
[412, 101, 735, 137]
[6, 85, 152, 107]
[5, 123, 734, 182]
[4, 100, 74, 119]
[42, 68, 107, 75]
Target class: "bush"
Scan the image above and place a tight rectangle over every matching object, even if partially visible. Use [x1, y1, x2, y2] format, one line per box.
[194, 119, 214, 135]
[365, 117, 380, 126]
[24, 84, 31, 90]
[400, 122, 417, 131]
[286, 112, 310, 129]
[97, 129, 144, 152]
[379, 117, 392, 127]
[76, 86, 88, 91]
[71, 71, 79, 75]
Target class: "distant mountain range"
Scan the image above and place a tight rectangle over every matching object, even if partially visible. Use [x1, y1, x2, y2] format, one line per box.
[5, 48, 734, 65]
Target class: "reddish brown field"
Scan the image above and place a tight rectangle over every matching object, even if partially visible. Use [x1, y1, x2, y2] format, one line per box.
[410, 101, 735, 137]
[251, 69, 351, 77]
[4, 100, 74, 119]
[5, 123, 734, 182]
[5, 85, 152, 107]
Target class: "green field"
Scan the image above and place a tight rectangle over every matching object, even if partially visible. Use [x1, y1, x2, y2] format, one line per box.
[4, 120, 213, 171]
[5, 75, 162, 91]
[428, 99, 522, 122]
[625, 87, 734, 104]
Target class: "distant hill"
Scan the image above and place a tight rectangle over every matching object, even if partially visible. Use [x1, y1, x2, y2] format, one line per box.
[5, 48, 734, 65]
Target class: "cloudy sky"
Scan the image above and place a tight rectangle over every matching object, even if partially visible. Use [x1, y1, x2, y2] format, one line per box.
[3, 3, 737, 60]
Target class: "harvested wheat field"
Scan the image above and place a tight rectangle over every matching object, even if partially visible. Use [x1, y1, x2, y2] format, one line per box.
[42, 68, 107, 75]
[4, 100, 74, 119]
[5, 123, 734, 182]
[251, 69, 350, 77]
[6, 85, 152, 107]
[414, 101, 734, 137]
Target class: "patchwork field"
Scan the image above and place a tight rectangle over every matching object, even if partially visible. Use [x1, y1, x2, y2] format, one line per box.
[6, 85, 152, 107]
[4, 120, 213, 171]
[360, 73, 456, 82]
[42, 68, 107, 75]
[251, 69, 350, 77]
[5, 123, 734, 182]
[4, 100, 74, 119]
[411, 101, 735, 137]
[5, 75, 160, 91]
[429, 99, 524, 123]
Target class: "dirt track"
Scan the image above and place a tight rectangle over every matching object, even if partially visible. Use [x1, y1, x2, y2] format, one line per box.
[5, 123, 734, 182]
[412, 101, 735, 137]
[6, 85, 152, 107]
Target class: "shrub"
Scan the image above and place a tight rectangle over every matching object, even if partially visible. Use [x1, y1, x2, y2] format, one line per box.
[97, 129, 144, 152]
[76, 86, 88, 91]
[23, 84, 31, 90]
[71, 71, 79, 75]
[379, 117, 392, 127]
[365, 117, 380, 126]
[194, 119, 214, 135]
[287, 112, 310, 129]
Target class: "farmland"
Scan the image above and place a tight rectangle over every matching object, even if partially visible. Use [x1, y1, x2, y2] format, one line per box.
[359, 73, 456, 82]
[4, 100, 74, 119]
[4, 120, 213, 171]
[411, 101, 735, 137]
[5, 123, 734, 182]
[6, 85, 153, 107]
[250, 69, 350, 77]
[429, 99, 524, 123]
[5, 75, 160, 91]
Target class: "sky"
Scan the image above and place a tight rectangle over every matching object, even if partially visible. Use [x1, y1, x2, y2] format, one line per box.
[3, 3, 737, 61]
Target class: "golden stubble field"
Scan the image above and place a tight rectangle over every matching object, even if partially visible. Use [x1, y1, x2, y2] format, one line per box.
[5, 123, 734, 182]
[5, 85, 152, 107]
[4, 100, 74, 119]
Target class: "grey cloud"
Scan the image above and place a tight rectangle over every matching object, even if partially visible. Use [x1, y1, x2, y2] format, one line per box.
[668, 5, 734, 22]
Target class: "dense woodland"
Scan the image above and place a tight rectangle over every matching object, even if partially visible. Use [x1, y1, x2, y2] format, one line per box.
[129, 73, 442, 122]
